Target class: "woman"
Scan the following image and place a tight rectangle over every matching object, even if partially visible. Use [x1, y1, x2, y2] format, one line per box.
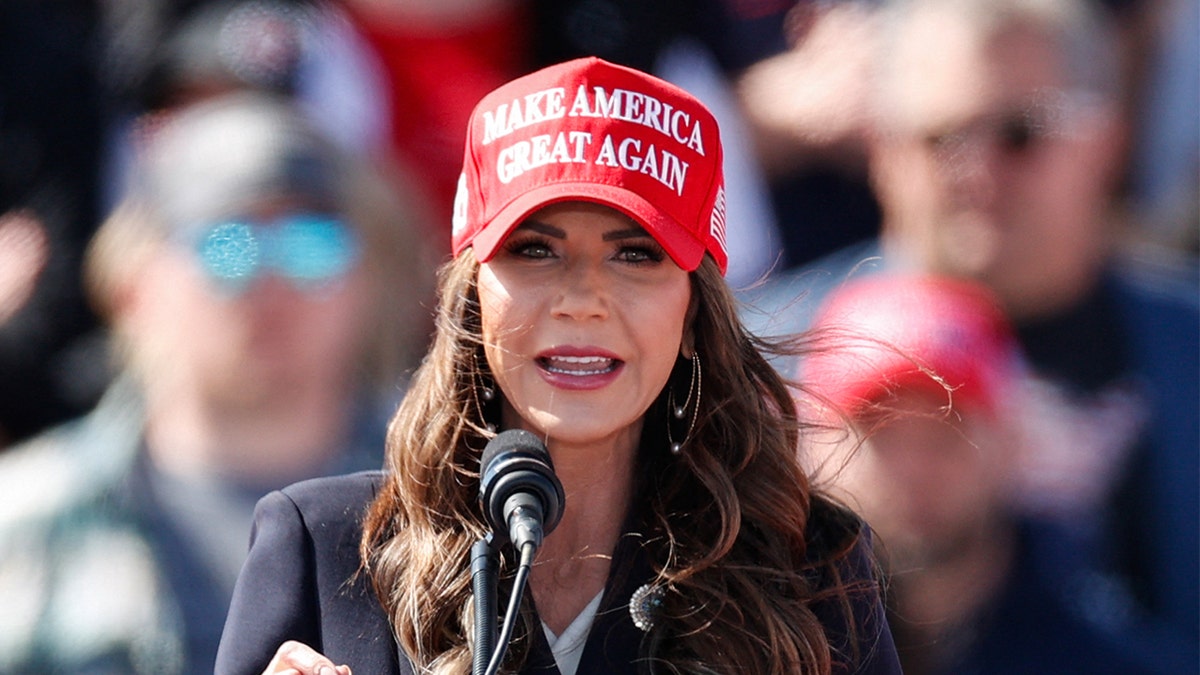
[216, 57, 900, 675]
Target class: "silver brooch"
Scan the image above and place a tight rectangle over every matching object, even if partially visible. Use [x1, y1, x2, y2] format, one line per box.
[628, 583, 665, 632]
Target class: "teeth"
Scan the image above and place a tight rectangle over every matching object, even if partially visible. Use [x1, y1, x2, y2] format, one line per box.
[543, 355, 615, 375]
[553, 356, 607, 364]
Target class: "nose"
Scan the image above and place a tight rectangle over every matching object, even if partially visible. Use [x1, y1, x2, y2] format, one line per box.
[551, 259, 610, 321]
[936, 136, 1001, 210]
[234, 272, 314, 311]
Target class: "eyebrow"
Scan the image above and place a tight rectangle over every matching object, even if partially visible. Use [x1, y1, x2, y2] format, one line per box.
[517, 219, 651, 242]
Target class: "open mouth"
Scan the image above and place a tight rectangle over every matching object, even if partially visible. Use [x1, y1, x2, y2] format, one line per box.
[537, 354, 621, 376]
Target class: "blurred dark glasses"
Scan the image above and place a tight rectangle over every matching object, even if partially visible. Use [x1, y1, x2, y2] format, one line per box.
[187, 213, 361, 293]
[923, 89, 1097, 161]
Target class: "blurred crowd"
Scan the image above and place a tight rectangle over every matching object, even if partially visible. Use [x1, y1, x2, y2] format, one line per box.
[0, 0, 1194, 673]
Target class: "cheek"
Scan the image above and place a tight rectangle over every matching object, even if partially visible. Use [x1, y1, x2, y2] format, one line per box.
[628, 280, 690, 363]
[1029, 153, 1102, 226]
[647, 298, 688, 360]
[476, 271, 512, 347]
[476, 269, 527, 382]
[297, 280, 372, 356]
[122, 262, 224, 372]
[136, 260, 220, 340]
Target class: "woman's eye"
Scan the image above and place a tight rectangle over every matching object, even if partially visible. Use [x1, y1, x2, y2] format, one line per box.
[616, 244, 664, 264]
[523, 243, 554, 258]
[506, 238, 555, 259]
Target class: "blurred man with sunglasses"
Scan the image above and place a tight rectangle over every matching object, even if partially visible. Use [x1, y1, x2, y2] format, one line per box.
[743, 0, 1197, 669]
[0, 91, 436, 674]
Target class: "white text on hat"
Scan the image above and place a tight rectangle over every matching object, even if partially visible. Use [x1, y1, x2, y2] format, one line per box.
[481, 85, 707, 157]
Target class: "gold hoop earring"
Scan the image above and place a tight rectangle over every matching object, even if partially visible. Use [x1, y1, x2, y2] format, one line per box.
[667, 353, 701, 454]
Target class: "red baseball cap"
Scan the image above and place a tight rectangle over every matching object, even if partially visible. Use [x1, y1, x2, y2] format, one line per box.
[804, 275, 1021, 417]
[451, 57, 729, 274]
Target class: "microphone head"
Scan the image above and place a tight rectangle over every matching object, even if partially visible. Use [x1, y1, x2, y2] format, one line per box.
[479, 428, 546, 475]
[479, 430, 565, 542]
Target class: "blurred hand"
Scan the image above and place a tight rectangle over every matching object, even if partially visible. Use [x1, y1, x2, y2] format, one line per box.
[736, 2, 881, 176]
[263, 641, 352, 675]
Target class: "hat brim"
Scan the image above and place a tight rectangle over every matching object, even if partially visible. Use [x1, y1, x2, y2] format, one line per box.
[468, 182, 707, 272]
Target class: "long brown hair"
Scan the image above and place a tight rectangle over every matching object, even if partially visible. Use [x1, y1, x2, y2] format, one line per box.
[361, 253, 874, 674]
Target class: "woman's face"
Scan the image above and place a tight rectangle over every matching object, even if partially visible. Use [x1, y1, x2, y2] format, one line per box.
[477, 202, 692, 454]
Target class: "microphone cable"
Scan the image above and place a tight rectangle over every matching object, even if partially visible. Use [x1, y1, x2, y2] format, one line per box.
[483, 541, 537, 675]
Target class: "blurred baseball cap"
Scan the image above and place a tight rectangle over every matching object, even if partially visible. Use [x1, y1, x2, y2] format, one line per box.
[804, 274, 1022, 418]
[451, 56, 729, 274]
[133, 90, 344, 232]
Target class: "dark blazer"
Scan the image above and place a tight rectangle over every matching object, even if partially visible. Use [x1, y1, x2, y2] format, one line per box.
[215, 471, 901, 675]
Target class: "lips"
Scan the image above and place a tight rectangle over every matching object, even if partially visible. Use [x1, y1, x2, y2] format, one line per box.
[538, 354, 619, 376]
[535, 349, 624, 390]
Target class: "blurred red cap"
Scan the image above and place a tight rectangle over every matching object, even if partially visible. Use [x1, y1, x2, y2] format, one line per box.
[804, 274, 1020, 417]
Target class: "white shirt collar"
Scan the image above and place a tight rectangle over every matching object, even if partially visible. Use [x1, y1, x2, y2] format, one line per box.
[540, 590, 605, 675]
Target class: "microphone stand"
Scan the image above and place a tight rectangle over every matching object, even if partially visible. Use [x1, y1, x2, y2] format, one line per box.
[471, 537, 538, 675]
[471, 537, 499, 675]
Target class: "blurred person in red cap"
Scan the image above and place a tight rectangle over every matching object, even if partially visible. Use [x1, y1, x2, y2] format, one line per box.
[215, 56, 902, 675]
[803, 273, 1173, 674]
[741, 0, 1198, 666]
[0, 90, 436, 675]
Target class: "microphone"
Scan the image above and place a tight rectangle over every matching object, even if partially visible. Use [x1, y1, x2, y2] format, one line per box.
[479, 429, 565, 553]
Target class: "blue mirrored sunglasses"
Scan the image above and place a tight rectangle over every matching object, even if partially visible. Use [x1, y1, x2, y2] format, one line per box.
[189, 213, 361, 293]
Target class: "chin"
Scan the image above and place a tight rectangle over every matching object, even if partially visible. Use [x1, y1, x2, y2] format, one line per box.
[523, 414, 640, 450]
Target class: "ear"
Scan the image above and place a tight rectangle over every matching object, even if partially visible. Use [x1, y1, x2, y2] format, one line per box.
[680, 341, 695, 360]
[104, 238, 173, 342]
[84, 201, 163, 329]
[107, 261, 152, 340]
